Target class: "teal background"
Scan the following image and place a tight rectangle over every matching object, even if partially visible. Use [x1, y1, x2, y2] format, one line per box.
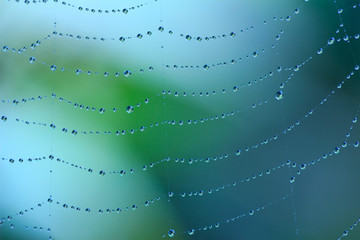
[0, 0, 360, 239]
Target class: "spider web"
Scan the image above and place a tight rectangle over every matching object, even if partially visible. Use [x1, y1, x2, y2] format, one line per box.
[0, 0, 359, 239]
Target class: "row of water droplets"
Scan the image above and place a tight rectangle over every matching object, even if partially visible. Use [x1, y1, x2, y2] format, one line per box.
[7, 0, 157, 15]
[2, 29, 358, 120]
[0, 31, 356, 127]
[164, 129, 360, 238]
[0, 200, 48, 231]
[1, 63, 358, 178]
[1, 0, 358, 238]
[49, 3, 305, 44]
[338, 216, 360, 240]
[1, 93, 153, 115]
[2, 32, 358, 140]
[1, 28, 286, 78]
[0, 0, 312, 79]
[164, 194, 291, 238]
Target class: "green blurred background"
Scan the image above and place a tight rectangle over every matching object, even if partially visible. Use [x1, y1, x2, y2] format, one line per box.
[0, 0, 360, 239]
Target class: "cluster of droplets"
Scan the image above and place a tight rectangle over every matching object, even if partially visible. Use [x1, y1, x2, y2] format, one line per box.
[42, 70, 357, 179]
[1, 93, 152, 115]
[48, 195, 162, 215]
[1, 43, 154, 78]
[1, 156, 46, 164]
[167, 65, 356, 166]
[1, 28, 286, 78]
[0, 221, 51, 234]
[337, 2, 360, 13]
[5, 97, 270, 137]
[0, 64, 357, 195]
[2, 1, 360, 239]
[52, 25, 255, 43]
[44, 0, 310, 45]
[164, 194, 290, 238]
[48, 154, 169, 177]
[51, 93, 149, 114]
[9, 0, 156, 15]
[338, 216, 360, 240]
[9, 27, 360, 83]
[296, 108, 360, 176]
[164, 30, 284, 71]
[1, 34, 52, 54]
[1, 95, 49, 106]
[278, 31, 360, 90]
[0, 201, 46, 227]
[163, 65, 291, 99]
[2, 64, 357, 183]
[169, 160, 293, 199]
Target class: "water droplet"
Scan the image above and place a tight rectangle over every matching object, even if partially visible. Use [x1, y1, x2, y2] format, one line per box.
[126, 106, 134, 113]
[188, 229, 195, 235]
[275, 91, 284, 100]
[29, 57, 36, 63]
[300, 164, 306, 170]
[99, 108, 105, 114]
[290, 177, 295, 183]
[1, 116, 7, 122]
[328, 37, 335, 45]
[99, 170, 105, 176]
[168, 229, 175, 237]
[50, 65, 57, 71]
[123, 70, 132, 77]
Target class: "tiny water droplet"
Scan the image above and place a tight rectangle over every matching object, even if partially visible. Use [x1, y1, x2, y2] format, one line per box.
[168, 229, 175, 237]
[123, 70, 132, 77]
[275, 91, 284, 100]
[50, 65, 57, 71]
[126, 106, 134, 113]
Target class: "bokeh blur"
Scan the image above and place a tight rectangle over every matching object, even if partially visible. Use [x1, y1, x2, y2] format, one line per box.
[0, 0, 360, 239]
